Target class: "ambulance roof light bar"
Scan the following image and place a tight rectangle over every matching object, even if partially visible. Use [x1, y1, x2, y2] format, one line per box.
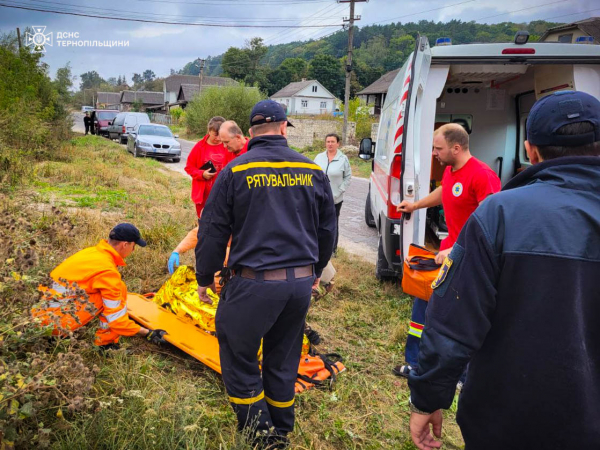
[436, 37, 452, 46]
[576, 36, 594, 44]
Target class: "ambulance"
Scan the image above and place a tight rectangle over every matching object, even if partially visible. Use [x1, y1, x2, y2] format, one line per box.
[359, 33, 600, 280]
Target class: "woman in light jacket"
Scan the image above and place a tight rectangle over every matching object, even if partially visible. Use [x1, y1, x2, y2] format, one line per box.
[314, 133, 352, 253]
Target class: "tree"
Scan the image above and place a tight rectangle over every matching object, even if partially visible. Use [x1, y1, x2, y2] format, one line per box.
[131, 73, 143, 86]
[131, 99, 143, 112]
[142, 69, 156, 82]
[308, 54, 344, 98]
[54, 63, 73, 105]
[185, 83, 266, 136]
[107, 77, 117, 86]
[117, 75, 122, 85]
[279, 58, 308, 82]
[245, 37, 268, 72]
[222, 47, 251, 81]
[79, 70, 104, 90]
[264, 66, 292, 96]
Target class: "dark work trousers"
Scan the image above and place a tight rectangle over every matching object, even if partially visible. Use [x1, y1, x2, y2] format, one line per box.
[84, 124, 90, 135]
[216, 270, 314, 436]
[405, 297, 428, 367]
[405, 296, 467, 383]
[333, 201, 343, 253]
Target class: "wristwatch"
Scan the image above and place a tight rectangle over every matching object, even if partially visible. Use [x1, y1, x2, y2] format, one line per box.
[409, 397, 432, 415]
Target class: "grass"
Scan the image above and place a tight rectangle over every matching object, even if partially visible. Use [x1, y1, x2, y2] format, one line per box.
[0, 135, 463, 449]
[168, 124, 203, 142]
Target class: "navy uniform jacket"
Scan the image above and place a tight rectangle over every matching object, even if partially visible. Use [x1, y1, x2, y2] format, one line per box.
[195, 134, 337, 287]
[409, 156, 600, 449]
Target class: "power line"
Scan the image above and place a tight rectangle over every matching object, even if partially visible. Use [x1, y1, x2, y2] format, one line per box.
[134, 0, 331, 4]
[265, 2, 345, 45]
[19, 0, 342, 22]
[0, 2, 343, 27]
[474, 0, 568, 22]
[368, 0, 477, 26]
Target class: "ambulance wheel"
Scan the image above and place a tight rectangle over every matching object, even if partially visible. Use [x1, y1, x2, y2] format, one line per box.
[365, 188, 376, 228]
[172, 158, 181, 163]
[376, 236, 398, 282]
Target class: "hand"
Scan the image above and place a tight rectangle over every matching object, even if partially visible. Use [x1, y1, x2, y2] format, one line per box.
[146, 329, 168, 345]
[397, 200, 417, 214]
[202, 170, 216, 180]
[312, 277, 321, 290]
[197, 283, 216, 305]
[410, 410, 443, 450]
[168, 252, 180, 274]
[435, 247, 452, 265]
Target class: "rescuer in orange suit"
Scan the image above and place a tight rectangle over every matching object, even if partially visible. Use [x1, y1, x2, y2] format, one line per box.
[32, 223, 167, 350]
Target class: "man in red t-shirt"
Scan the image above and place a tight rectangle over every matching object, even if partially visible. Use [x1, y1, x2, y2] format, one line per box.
[393, 123, 501, 378]
[219, 120, 249, 163]
[185, 116, 229, 218]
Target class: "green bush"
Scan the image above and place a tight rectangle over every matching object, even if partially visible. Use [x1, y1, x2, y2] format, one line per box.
[184, 83, 265, 136]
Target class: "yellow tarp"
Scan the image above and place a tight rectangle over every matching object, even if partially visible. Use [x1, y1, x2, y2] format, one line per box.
[152, 265, 310, 357]
[153, 265, 219, 333]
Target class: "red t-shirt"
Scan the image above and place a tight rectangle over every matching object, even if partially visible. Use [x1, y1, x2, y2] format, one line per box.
[440, 157, 501, 250]
[226, 138, 249, 164]
[184, 135, 229, 205]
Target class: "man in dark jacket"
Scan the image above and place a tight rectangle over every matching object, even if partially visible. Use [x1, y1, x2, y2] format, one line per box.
[195, 100, 337, 448]
[407, 90, 600, 450]
[83, 112, 91, 135]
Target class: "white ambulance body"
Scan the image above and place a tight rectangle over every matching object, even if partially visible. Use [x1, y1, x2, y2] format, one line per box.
[360, 35, 600, 280]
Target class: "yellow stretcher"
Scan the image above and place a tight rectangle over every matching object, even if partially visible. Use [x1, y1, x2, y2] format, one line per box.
[127, 293, 222, 373]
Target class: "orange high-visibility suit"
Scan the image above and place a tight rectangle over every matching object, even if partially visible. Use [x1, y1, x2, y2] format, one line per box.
[32, 240, 141, 345]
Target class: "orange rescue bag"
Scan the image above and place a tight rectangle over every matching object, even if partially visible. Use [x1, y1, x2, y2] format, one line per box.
[295, 353, 346, 393]
[401, 244, 441, 301]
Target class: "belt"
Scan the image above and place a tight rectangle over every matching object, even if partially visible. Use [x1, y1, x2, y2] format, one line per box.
[240, 265, 313, 281]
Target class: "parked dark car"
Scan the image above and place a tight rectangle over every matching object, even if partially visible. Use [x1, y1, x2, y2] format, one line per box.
[108, 112, 150, 144]
[92, 110, 119, 137]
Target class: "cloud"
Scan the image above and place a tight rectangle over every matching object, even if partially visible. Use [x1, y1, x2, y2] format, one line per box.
[128, 25, 186, 39]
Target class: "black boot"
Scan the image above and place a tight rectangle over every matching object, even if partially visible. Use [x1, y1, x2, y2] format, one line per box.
[304, 324, 322, 346]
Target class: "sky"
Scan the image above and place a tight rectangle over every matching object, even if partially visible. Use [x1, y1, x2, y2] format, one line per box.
[0, 0, 596, 87]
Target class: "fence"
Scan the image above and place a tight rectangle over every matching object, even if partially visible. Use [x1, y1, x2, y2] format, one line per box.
[149, 112, 179, 125]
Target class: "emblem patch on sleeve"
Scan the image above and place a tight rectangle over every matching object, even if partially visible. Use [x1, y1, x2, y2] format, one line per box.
[432, 257, 453, 290]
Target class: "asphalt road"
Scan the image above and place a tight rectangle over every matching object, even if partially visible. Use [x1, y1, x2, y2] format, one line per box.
[71, 112, 378, 263]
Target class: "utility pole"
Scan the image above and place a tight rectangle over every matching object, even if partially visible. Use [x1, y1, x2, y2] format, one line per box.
[16, 27, 22, 51]
[340, 0, 366, 145]
[198, 58, 206, 91]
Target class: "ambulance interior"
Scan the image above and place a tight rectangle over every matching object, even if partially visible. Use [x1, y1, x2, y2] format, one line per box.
[421, 63, 600, 248]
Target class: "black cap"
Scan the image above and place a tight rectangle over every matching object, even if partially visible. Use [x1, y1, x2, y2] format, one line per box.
[109, 223, 147, 247]
[250, 100, 294, 128]
[527, 90, 600, 147]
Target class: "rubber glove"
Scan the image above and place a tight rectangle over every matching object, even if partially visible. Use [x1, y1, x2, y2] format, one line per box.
[168, 252, 179, 274]
[146, 329, 168, 345]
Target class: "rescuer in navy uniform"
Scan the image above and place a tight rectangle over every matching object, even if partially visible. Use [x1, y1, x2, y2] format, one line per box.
[194, 100, 337, 448]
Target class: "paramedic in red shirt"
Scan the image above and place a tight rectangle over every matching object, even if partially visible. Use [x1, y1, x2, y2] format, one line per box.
[219, 120, 249, 162]
[393, 123, 501, 378]
[185, 116, 228, 218]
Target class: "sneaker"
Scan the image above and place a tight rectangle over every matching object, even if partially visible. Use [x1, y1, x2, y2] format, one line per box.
[392, 364, 413, 379]
[98, 343, 121, 352]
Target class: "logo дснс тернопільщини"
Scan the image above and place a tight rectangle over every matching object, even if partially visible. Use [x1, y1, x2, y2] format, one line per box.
[26, 26, 53, 52]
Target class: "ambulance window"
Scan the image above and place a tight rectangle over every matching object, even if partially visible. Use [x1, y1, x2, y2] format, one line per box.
[435, 114, 473, 134]
[520, 114, 529, 162]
